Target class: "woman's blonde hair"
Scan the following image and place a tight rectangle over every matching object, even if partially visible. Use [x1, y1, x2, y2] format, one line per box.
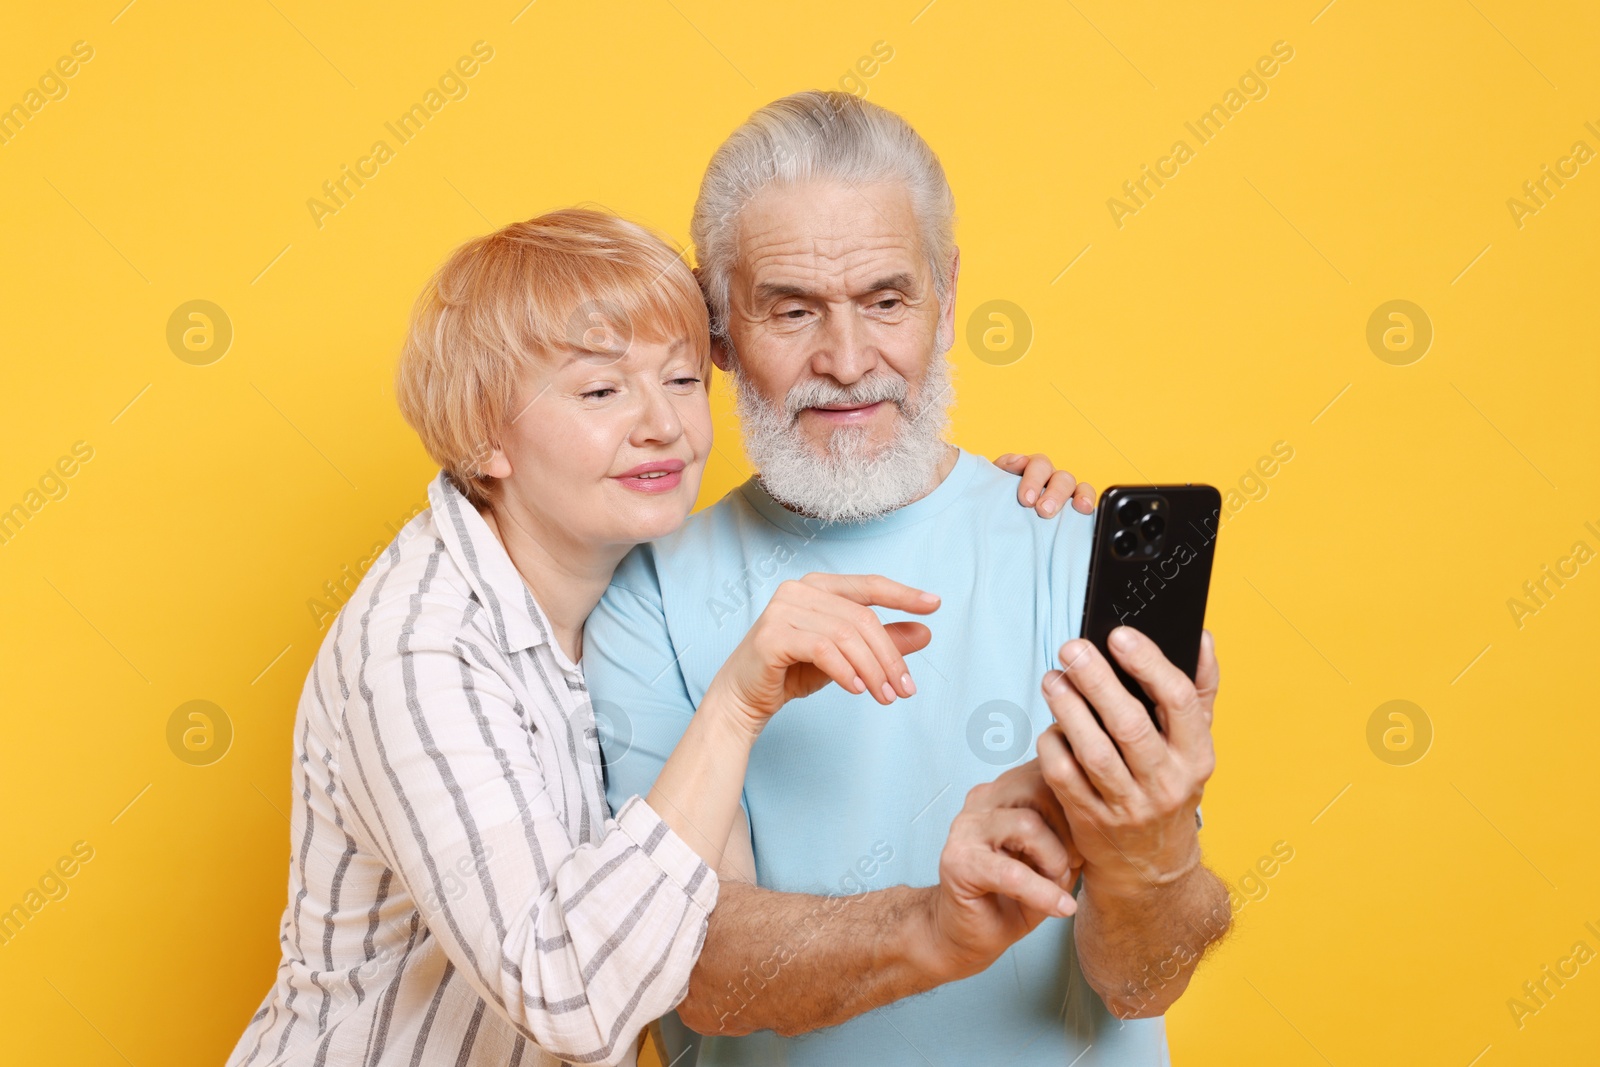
[396, 207, 710, 505]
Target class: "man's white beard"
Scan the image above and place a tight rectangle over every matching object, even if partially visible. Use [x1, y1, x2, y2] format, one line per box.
[733, 356, 954, 523]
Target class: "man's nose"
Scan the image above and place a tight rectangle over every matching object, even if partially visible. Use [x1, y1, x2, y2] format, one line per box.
[811, 306, 876, 385]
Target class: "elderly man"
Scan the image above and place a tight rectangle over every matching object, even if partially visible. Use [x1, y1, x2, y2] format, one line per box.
[586, 90, 1229, 1066]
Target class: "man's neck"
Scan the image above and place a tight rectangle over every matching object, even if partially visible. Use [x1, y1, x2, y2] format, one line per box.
[910, 442, 961, 506]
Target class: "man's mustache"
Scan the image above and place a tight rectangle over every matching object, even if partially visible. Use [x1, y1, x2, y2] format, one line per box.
[782, 373, 910, 419]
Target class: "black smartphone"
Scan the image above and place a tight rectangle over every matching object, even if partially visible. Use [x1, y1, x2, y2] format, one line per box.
[1079, 484, 1222, 727]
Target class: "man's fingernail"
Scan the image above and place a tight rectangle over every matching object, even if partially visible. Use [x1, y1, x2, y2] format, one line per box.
[1057, 893, 1075, 915]
[1041, 499, 1056, 515]
[1024, 489, 1038, 505]
[919, 591, 940, 604]
[1042, 670, 1067, 694]
[1110, 627, 1136, 651]
[902, 673, 916, 696]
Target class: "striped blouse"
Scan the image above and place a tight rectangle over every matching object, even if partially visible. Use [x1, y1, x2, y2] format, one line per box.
[227, 471, 718, 1067]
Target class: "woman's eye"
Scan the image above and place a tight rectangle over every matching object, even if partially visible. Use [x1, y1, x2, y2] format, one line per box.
[581, 387, 617, 400]
[669, 377, 703, 387]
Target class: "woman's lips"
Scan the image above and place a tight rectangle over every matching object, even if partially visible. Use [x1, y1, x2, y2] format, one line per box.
[614, 459, 685, 494]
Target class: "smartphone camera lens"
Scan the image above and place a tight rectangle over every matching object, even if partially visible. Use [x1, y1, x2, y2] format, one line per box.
[1112, 528, 1138, 557]
[1116, 497, 1142, 527]
[1139, 511, 1165, 540]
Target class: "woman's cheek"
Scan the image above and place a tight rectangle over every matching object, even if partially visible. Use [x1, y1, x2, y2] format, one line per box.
[686, 392, 715, 456]
[537, 407, 611, 482]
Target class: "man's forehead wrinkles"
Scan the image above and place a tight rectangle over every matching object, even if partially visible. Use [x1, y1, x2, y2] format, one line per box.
[745, 238, 915, 279]
[744, 229, 906, 261]
[804, 231, 889, 256]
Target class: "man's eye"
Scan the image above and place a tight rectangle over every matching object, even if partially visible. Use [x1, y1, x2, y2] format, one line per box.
[779, 308, 809, 319]
[875, 297, 902, 310]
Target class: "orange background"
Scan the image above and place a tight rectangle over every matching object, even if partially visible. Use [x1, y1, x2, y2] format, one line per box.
[1, 2, 1597, 1064]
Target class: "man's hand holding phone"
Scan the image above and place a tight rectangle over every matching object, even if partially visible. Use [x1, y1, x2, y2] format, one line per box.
[1035, 626, 1218, 894]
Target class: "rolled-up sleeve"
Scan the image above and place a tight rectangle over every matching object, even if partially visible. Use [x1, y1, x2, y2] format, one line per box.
[337, 620, 717, 1066]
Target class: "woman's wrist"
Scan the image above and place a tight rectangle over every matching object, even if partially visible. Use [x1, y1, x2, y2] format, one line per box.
[647, 677, 765, 869]
[698, 674, 770, 747]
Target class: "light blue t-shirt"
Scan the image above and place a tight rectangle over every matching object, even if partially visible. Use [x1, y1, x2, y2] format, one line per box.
[585, 449, 1168, 1066]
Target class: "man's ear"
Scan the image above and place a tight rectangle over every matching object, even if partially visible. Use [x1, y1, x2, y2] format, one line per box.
[709, 332, 735, 373]
[936, 246, 961, 354]
[691, 263, 736, 373]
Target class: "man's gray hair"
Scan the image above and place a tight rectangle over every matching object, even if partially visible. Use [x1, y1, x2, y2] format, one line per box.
[689, 90, 957, 344]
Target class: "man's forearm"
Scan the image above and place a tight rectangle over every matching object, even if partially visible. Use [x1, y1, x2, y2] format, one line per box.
[676, 880, 950, 1038]
[1073, 863, 1232, 1019]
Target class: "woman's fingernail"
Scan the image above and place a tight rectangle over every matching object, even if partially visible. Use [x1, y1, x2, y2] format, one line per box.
[1041, 500, 1056, 515]
[1024, 489, 1038, 505]
[919, 591, 940, 604]
[1110, 627, 1136, 652]
[1042, 670, 1067, 694]
[851, 676, 864, 693]
[902, 673, 916, 696]
[881, 682, 896, 703]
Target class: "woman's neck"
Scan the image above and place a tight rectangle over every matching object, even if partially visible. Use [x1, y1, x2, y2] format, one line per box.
[479, 497, 626, 664]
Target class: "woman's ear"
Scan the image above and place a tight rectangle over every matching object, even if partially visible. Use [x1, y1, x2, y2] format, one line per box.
[478, 444, 513, 480]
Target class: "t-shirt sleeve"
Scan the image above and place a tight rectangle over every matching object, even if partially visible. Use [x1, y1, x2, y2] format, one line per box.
[1049, 507, 1096, 647]
[583, 545, 700, 821]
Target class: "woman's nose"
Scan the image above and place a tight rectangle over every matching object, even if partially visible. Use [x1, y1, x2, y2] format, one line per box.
[632, 383, 683, 445]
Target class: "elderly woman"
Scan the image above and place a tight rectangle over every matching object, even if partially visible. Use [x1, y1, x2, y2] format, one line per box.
[227, 208, 1086, 1067]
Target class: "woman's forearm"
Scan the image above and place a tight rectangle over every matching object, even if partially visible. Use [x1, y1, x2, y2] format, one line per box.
[644, 686, 761, 870]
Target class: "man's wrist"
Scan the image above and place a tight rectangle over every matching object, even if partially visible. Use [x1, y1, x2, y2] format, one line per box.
[891, 886, 971, 988]
[1081, 833, 1204, 905]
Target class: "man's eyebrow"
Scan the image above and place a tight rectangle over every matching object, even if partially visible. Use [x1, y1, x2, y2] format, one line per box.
[753, 280, 815, 302]
[862, 272, 917, 295]
[753, 273, 919, 302]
